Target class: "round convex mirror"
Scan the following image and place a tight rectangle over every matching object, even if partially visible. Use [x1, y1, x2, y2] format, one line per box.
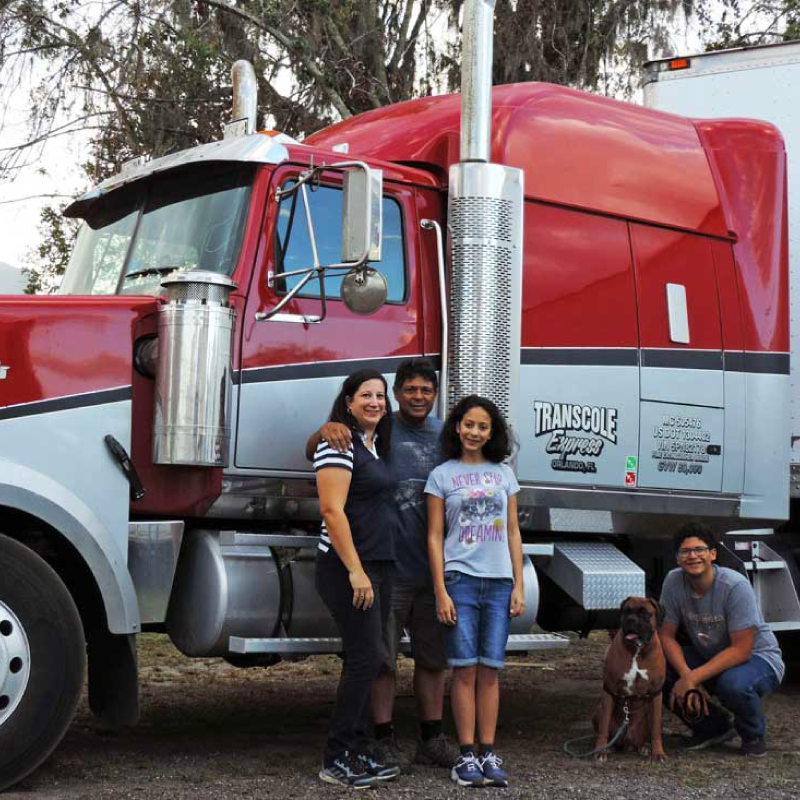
[341, 268, 388, 315]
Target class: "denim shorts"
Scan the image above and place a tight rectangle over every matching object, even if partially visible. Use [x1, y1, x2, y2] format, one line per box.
[444, 570, 513, 669]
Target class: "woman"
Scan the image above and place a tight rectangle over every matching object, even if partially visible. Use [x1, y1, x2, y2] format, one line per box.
[314, 369, 401, 788]
[425, 395, 525, 788]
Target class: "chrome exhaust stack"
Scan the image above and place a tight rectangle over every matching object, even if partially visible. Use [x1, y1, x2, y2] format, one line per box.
[447, 0, 524, 431]
[231, 60, 258, 134]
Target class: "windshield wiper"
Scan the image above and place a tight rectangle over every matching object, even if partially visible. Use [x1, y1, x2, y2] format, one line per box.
[124, 265, 184, 281]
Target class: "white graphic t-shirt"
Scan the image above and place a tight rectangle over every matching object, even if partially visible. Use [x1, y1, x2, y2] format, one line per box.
[424, 459, 520, 579]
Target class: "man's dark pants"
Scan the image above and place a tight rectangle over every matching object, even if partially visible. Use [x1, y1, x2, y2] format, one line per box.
[663, 645, 780, 740]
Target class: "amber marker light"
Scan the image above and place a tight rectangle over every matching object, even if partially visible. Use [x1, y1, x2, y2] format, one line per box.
[667, 58, 691, 71]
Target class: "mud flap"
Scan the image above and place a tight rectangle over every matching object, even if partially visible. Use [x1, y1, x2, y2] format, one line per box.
[88, 631, 140, 728]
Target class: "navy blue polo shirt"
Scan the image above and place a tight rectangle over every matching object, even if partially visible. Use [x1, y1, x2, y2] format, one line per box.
[314, 434, 397, 562]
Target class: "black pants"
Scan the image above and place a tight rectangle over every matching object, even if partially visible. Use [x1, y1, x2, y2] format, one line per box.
[315, 555, 394, 764]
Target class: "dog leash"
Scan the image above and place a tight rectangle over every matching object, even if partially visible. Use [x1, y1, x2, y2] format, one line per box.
[563, 699, 630, 759]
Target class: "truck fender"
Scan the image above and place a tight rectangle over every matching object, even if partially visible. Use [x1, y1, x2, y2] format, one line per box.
[0, 460, 140, 634]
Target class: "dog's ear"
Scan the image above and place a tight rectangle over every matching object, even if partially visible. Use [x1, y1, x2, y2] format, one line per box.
[648, 597, 665, 627]
[618, 596, 632, 624]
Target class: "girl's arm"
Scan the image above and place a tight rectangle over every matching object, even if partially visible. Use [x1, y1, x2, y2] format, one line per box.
[316, 467, 373, 609]
[507, 494, 526, 618]
[427, 494, 456, 625]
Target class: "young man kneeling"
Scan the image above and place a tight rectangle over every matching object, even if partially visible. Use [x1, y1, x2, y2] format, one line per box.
[659, 523, 784, 757]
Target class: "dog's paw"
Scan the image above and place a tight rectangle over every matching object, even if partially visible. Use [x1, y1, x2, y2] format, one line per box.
[650, 749, 667, 763]
[594, 751, 608, 764]
[638, 744, 651, 757]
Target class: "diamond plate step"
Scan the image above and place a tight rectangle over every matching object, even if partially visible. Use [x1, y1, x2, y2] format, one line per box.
[229, 632, 569, 655]
[544, 542, 645, 610]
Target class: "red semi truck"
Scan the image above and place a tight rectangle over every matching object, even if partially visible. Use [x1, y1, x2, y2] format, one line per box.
[1, 6, 797, 790]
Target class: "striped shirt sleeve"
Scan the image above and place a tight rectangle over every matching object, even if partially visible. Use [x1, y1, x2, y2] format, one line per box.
[313, 440, 354, 472]
[314, 440, 354, 553]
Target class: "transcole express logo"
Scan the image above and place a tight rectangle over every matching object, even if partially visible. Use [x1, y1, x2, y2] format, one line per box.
[533, 400, 618, 455]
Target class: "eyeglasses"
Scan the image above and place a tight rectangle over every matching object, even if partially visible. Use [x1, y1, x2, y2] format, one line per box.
[677, 546, 711, 558]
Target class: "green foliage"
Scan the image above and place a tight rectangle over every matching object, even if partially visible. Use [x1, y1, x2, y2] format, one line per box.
[693, 1, 800, 50]
[2, 0, 718, 290]
[24, 205, 79, 294]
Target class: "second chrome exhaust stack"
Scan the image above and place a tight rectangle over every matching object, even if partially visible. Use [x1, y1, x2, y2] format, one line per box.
[446, 0, 524, 432]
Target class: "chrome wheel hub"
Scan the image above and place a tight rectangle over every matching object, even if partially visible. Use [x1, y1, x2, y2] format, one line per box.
[0, 599, 31, 727]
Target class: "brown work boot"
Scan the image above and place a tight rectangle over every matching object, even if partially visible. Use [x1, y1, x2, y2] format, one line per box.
[373, 736, 412, 774]
[414, 732, 460, 767]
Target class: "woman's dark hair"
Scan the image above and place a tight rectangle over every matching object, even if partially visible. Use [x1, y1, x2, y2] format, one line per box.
[329, 369, 392, 458]
[440, 394, 510, 463]
[673, 522, 717, 553]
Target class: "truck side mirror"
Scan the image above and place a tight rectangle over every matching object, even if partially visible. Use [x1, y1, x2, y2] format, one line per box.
[341, 167, 383, 263]
[341, 268, 387, 315]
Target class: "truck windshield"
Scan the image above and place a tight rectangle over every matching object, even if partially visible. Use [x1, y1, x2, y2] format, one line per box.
[60, 165, 254, 295]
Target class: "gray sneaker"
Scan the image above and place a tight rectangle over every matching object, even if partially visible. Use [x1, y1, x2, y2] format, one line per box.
[414, 733, 460, 767]
[373, 736, 412, 773]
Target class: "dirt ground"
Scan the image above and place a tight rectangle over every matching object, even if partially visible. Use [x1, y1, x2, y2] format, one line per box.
[5, 632, 800, 800]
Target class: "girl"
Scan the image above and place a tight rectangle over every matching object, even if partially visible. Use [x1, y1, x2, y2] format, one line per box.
[314, 369, 401, 788]
[425, 395, 525, 787]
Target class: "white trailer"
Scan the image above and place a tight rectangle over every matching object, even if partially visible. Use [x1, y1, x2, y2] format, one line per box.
[643, 41, 800, 497]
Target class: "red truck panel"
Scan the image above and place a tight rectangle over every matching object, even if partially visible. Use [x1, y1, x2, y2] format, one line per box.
[521, 203, 637, 348]
[694, 120, 789, 354]
[306, 83, 727, 237]
[0, 297, 155, 404]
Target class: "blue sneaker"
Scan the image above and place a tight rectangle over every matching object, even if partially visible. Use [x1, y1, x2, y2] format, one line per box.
[479, 750, 509, 787]
[450, 751, 484, 787]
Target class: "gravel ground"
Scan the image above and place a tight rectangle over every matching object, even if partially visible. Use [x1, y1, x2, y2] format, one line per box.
[5, 633, 800, 799]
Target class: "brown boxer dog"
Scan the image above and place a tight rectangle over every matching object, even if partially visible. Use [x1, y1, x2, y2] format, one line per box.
[592, 597, 667, 762]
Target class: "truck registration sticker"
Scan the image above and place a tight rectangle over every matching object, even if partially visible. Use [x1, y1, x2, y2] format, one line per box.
[651, 413, 715, 477]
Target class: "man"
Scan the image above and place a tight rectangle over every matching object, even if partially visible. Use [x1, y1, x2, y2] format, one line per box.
[306, 358, 458, 770]
[659, 523, 784, 757]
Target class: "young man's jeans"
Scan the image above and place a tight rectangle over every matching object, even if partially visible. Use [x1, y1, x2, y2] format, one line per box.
[663, 645, 781, 740]
[315, 556, 394, 763]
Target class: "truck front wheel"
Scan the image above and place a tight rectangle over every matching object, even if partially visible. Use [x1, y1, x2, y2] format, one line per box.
[0, 534, 86, 791]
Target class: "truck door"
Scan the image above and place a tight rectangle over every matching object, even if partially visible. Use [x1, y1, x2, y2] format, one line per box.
[235, 166, 423, 472]
[631, 225, 730, 491]
[516, 204, 640, 488]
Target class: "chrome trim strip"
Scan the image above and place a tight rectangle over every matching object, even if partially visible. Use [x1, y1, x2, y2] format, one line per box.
[521, 348, 639, 366]
[520, 347, 789, 375]
[517, 484, 740, 517]
[641, 348, 722, 370]
[239, 354, 440, 385]
[0, 386, 132, 421]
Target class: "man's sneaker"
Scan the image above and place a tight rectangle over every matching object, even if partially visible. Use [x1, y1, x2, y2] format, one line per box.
[373, 736, 411, 773]
[319, 752, 377, 789]
[681, 726, 736, 751]
[741, 737, 767, 757]
[450, 752, 485, 787]
[479, 750, 509, 788]
[414, 733, 460, 767]
[357, 752, 402, 781]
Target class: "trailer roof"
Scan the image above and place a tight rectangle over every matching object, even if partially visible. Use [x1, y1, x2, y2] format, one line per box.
[306, 82, 738, 237]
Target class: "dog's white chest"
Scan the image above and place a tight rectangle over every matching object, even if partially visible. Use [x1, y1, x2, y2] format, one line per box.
[621, 651, 649, 695]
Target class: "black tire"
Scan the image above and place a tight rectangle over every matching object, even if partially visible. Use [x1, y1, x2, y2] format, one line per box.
[0, 534, 86, 791]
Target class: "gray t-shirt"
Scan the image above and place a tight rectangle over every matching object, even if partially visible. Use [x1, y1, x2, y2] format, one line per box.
[424, 459, 520, 580]
[660, 565, 784, 682]
[388, 413, 444, 585]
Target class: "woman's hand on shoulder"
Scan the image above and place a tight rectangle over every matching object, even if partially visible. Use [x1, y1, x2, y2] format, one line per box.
[509, 584, 526, 618]
[349, 569, 374, 610]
